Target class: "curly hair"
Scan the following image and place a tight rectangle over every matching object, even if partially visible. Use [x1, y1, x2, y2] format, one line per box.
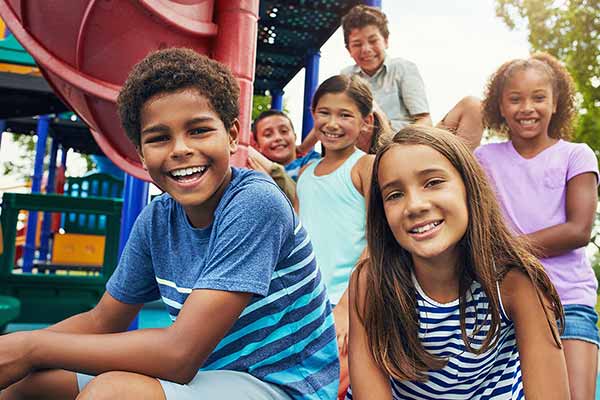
[482, 52, 576, 140]
[117, 48, 240, 147]
[341, 5, 389, 48]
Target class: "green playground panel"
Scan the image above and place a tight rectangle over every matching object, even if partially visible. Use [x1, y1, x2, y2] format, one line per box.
[0, 192, 122, 323]
[63, 173, 124, 235]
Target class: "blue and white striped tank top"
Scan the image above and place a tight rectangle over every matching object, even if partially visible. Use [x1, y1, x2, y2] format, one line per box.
[349, 278, 523, 399]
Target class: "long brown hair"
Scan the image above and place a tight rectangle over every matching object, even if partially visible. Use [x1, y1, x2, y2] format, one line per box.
[356, 125, 564, 381]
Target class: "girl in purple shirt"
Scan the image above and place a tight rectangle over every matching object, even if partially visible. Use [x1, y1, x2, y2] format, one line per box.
[476, 52, 599, 400]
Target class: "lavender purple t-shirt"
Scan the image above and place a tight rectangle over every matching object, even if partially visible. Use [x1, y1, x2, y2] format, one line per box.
[475, 140, 599, 307]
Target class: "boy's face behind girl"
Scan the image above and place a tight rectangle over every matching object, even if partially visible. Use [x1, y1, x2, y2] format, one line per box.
[347, 24, 388, 76]
[138, 88, 238, 228]
[255, 115, 297, 165]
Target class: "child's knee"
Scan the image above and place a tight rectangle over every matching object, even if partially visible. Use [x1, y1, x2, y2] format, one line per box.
[77, 372, 125, 400]
[78, 371, 165, 400]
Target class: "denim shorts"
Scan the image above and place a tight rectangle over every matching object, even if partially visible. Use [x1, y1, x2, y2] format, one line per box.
[560, 304, 600, 347]
[77, 370, 291, 399]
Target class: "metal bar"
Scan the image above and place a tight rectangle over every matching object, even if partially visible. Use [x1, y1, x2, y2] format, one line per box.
[23, 115, 50, 272]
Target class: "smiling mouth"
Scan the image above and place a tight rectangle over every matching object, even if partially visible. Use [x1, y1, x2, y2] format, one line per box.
[409, 220, 442, 234]
[169, 166, 208, 182]
[518, 118, 539, 126]
[323, 132, 343, 139]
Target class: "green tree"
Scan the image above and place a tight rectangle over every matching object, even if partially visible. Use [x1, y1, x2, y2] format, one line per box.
[252, 95, 273, 120]
[495, 0, 599, 150]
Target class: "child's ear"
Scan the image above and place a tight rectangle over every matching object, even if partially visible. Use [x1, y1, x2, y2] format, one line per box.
[136, 146, 148, 170]
[228, 119, 240, 154]
[363, 112, 375, 129]
[552, 95, 558, 114]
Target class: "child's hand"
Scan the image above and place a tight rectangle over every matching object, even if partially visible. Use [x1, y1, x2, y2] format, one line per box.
[0, 332, 35, 389]
[247, 147, 274, 176]
[333, 303, 349, 356]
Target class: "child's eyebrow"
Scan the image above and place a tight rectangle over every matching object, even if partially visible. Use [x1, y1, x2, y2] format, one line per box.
[417, 167, 448, 177]
[141, 124, 169, 135]
[379, 167, 449, 191]
[379, 178, 403, 192]
[184, 117, 215, 128]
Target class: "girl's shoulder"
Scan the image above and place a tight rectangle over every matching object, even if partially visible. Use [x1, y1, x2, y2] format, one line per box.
[558, 139, 597, 158]
[498, 268, 538, 321]
[473, 141, 511, 158]
[351, 153, 375, 195]
[354, 153, 375, 171]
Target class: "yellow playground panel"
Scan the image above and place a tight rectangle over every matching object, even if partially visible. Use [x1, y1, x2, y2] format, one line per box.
[51, 233, 105, 267]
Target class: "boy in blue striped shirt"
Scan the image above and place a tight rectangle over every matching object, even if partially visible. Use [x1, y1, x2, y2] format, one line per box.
[0, 48, 339, 400]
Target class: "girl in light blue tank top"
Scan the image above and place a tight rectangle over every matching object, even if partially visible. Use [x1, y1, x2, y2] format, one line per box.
[296, 75, 387, 397]
[347, 126, 568, 399]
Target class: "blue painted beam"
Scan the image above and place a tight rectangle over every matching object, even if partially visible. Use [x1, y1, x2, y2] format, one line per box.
[23, 116, 50, 271]
[118, 174, 149, 330]
[301, 50, 320, 140]
[271, 89, 284, 111]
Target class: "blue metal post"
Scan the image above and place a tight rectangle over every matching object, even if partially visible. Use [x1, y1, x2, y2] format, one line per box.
[23, 116, 50, 271]
[118, 174, 149, 330]
[0, 120, 5, 150]
[363, 0, 382, 6]
[271, 89, 284, 111]
[39, 138, 59, 261]
[301, 50, 320, 139]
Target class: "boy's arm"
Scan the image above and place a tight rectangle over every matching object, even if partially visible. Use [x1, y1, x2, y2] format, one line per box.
[397, 61, 430, 128]
[247, 147, 296, 202]
[523, 172, 597, 257]
[269, 163, 297, 203]
[501, 269, 569, 399]
[46, 291, 142, 334]
[412, 113, 432, 126]
[348, 269, 392, 400]
[0, 289, 251, 389]
[297, 128, 318, 155]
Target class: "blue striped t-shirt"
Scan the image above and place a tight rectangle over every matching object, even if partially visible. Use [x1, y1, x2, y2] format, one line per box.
[347, 278, 522, 399]
[107, 168, 339, 399]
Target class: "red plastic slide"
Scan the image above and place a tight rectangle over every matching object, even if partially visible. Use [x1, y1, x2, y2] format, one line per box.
[0, 0, 257, 180]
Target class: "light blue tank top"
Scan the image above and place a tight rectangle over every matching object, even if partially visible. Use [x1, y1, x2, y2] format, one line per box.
[297, 149, 366, 304]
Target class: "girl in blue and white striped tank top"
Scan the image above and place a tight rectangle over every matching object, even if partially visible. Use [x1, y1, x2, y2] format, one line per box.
[347, 126, 568, 399]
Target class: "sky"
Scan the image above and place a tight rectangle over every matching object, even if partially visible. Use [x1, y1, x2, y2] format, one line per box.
[0, 0, 531, 192]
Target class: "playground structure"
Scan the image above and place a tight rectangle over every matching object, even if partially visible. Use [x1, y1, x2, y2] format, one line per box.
[0, 0, 380, 330]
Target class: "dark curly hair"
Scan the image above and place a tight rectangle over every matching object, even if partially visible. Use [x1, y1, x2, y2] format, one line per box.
[341, 5, 389, 48]
[482, 52, 576, 140]
[117, 48, 240, 147]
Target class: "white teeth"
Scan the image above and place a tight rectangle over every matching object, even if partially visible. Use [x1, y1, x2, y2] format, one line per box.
[410, 221, 441, 234]
[171, 166, 206, 177]
[519, 119, 537, 126]
[323, 132, 342, 138]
